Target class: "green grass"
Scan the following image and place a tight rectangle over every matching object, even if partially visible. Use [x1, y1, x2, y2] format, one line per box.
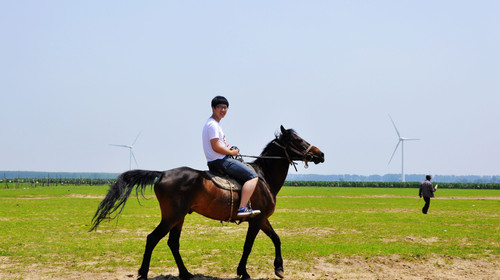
[274, 187, 499, 260]
[0, 185, 498, 279]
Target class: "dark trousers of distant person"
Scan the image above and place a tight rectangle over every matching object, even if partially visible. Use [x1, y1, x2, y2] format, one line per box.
[422, 197, 431, 214]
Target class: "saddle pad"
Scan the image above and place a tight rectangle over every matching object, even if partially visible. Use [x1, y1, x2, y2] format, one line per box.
[205, 171, 243, 191]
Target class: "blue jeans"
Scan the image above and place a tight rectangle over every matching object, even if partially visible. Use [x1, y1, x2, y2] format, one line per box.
[207, 157, 258, 184]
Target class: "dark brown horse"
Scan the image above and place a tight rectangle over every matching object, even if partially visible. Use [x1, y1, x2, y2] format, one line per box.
[90, 126, 324, 280]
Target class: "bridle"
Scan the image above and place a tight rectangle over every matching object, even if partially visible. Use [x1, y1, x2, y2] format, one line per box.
[239, 140, 314, 172]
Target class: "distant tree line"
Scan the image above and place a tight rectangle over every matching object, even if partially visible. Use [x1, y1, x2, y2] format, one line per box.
[284, 181, 500, 189]
[0, 177, 116, 189]
[1, 171, 119, 189]
[2, 177, 499, 190]
[287, 174, 500, 184]
[2, 171, 119, 180]
[3, 172, 500, 184]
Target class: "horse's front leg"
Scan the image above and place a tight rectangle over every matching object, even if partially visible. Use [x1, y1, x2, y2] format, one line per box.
[237, 219, 262, 280]
[261, 218, 284, 278]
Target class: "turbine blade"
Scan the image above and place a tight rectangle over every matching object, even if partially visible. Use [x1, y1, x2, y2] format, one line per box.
[388, 115, 401, 138]
[132, 131, 142, 146]
[131, 151, 139, 168]
[404, 138, 420, 141]
[388, 141, 401, 164]
[109, 144, 131, 148]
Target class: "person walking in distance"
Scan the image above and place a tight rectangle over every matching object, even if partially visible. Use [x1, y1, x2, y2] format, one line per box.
[202, 96, 261, 217]
[419, 175, 436, 214]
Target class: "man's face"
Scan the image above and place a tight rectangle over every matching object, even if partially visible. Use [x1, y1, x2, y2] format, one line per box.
[212, 104, 228, 120]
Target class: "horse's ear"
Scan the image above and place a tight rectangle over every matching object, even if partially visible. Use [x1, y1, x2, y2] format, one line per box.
[280, 125, 286, 134]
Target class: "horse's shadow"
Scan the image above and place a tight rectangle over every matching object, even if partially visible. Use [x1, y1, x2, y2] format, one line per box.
[148, 274, 270, 280]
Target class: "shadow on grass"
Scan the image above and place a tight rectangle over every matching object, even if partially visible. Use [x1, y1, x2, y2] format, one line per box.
[149, 274, 270, 280]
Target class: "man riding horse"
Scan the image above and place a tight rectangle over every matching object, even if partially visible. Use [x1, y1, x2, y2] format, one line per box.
[91, 98, 325, 280]
[202, 96, 261, 217]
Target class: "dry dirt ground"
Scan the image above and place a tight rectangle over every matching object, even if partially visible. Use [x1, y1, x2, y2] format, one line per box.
[1, 256, 498, 280]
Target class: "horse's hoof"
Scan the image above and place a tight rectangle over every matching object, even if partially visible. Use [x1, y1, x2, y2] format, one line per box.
[237, 271, 250, 280]
[179, 272, 194, 280]
[237, 264, 251, 280]
[239, 274, 251, 280]
[275, 268, 285, 279]
[137, 268, 148, 280]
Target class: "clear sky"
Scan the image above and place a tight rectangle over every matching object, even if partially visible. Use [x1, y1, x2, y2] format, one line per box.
[1, 1, 499, 176]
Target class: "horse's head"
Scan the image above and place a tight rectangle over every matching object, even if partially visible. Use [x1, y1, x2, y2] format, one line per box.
[275, 125, 325, 166]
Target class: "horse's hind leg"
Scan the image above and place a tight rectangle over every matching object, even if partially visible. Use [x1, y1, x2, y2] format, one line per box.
[138, 219, 171, 280]
[167, 217, 193, 280]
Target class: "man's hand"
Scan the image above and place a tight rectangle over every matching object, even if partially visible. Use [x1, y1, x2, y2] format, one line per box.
[229, 146, 240, 156]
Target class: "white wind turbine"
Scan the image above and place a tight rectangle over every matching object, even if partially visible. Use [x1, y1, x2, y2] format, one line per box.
[388, 115, 419, 182]
[110, 131, 142, 170]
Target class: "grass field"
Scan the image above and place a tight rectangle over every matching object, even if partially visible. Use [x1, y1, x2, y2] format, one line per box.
[0, 185, 498, 279]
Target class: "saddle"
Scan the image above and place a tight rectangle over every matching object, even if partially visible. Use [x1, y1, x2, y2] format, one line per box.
[205, 171, 243, 192]
[204, 163, 256, 192]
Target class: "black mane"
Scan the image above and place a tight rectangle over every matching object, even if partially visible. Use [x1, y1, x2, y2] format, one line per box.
[254, 128, 298, 163]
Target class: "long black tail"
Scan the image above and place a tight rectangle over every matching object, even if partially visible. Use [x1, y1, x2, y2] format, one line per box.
[90, 170, 163, 231]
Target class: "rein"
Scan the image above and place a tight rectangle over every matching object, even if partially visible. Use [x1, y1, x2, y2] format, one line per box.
[224, 140, 313, 223]
[239, 141, 313, 172]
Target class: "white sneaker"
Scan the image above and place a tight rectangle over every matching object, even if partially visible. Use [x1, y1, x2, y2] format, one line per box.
[237, 207, 261, 217]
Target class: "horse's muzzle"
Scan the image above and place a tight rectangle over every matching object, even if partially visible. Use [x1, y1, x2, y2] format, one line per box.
[308, 147, 325, 164]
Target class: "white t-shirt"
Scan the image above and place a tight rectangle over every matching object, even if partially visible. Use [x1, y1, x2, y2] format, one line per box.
[202, 118, 228, 162]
